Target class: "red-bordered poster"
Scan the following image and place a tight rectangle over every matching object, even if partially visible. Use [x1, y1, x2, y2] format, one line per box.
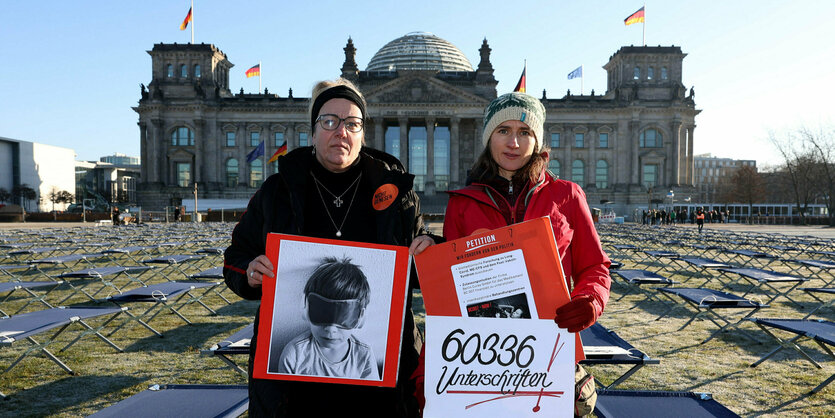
[253, 233, 411, 388]
[414, 217, 580, 416]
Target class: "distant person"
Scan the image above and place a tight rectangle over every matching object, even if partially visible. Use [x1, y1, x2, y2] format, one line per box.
[277, 257, 378, 380]
[112, 206, 120, 226]
[696, 207, 705, 233]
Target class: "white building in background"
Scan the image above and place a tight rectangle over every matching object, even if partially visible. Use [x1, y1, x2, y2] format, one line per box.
[0, 136, 76, 212]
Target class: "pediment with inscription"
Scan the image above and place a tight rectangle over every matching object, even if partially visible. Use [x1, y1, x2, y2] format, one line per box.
[364, 75, 487, 105]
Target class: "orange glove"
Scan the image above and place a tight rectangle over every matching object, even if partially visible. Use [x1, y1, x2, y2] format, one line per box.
[554, 294, 598, 333]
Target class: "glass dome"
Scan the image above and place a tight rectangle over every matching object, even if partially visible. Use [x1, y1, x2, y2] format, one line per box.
[366, 32, 474, 72]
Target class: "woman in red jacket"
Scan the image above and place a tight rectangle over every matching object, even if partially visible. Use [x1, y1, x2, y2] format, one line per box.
[444, 92, 611, 326]
[417, 92, 611, 415]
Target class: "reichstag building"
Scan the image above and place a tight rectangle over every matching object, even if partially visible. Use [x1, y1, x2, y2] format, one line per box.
[135, 32, 699, 215]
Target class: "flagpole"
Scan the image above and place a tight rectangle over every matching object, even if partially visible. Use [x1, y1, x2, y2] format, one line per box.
[259, 60, 262, 93]
[190, 0, 194, 44]
[581, 65, 584, 95]
[642, 3, 646, 46]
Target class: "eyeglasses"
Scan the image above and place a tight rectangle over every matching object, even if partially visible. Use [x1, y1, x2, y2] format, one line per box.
[316, 114, 364, 133]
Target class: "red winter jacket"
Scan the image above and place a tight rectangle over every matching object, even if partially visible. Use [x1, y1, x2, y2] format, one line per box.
[444, 172, 611, 315]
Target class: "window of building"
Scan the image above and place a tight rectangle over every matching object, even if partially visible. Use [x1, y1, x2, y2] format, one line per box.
[176, 162, 191, 187]
[434, 126, 450, 191]
[194, 64, 201, 78]
[640, 129, 662, 147]
[250, 160, 263, 188]
[661, 67, 668, 80]
[171, 127, 194, 146]
[250, 131, 260, 147]
[599, 132, 609, 148]
[642, 164, 658, 188]
[225, 132, 235, 147]
[180, 64, 188, 78]
[550, 132, 560, 148]
[385, 125, 400, 160]
[548, 159, 560, 178]
[633, 66, 640, 80]
[409, 126, 427, 192]
[647, 67, 654, 80]
[274, 132, 285, 147]
[571, 160, 584, 184]
[574, 133, 584, 148]
[596, 160, 609, 189]
[225, 158, 238, 187]
[299, 132, 309, 147]
[166, 64, 173, 78]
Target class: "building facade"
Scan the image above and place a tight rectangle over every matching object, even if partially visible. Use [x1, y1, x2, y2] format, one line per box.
[693, 153, 757, 203]
[0, 136, 76, 212]
[135, 33, 700, 217]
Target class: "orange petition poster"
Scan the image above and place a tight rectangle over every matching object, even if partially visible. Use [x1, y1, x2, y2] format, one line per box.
[414, 216, 584, 362]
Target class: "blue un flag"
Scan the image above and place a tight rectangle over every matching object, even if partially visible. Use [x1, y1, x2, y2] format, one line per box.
[246, 140, 265, 163]
[567, 66, 583, 80]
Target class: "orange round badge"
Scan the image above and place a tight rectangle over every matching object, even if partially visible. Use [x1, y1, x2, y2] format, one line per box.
[372, 184, 399, 211]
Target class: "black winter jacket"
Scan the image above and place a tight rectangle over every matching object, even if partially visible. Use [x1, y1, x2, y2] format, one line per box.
[224, 146, 429, 417]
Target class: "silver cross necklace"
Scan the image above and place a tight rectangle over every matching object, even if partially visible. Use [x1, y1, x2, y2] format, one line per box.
[311, 172, 362, 237]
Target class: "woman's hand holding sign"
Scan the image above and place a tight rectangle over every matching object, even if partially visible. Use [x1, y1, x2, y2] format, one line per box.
[553, 294, 598, 333]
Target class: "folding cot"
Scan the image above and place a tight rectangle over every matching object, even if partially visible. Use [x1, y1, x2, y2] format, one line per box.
[104, 281, 223, 337]
[748, 318, 835, 394]
[593, 390, 740, 417]
[800, 287, 835, 318]
[579, 323, 659, 389]
[0, 306, 126, 397]
[100, 246, 157, 265]
[202, 323, 253, 376]
[655, 287, 767, 344]
[718, 267, 808, 306]
[141, 254, 206, 281]
[611, 269, 675, 309]
[672, 257, 732, 287]
[721, 249, 777, 268]
[57, 266, 154, 303]
[88, 384, 249, 417]
[30, 253, 105, 272]
[0, 281, 62, 316]
[640, 250, 680, 272]
[0, 264, 42, 281]
[8, 246, 77, 260]
[786, 259, 835, 287]
[189, 266, 234, 304]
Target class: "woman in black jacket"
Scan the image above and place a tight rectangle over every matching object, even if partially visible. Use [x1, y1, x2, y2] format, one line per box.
[224, 78, 435, 417]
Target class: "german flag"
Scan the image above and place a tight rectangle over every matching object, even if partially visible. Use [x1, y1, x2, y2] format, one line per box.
[268, 141, 288, 163]
[513, 65, 526, 93]
[246, 64, 261, 78]
[180, 7, 192, 31]
[624, 7, 645, 26]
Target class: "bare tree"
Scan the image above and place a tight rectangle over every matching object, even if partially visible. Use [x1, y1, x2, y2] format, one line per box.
[769, 129, 824, 224]
[0, 188, 10, 204]
[12, 184, 37, 211]
[800, 125, 835, 226]
[728, 165, 765, 224]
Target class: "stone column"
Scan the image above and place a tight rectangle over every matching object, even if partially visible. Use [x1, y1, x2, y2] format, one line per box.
[630, 121, 641, 185]
[672, 121, 682, 185]
[588, 130, 596, 187]
[450, 117, 460, 189]
[687, 126, 695, 185]
[152, 119, 164, 184]
[139, 122, 148, 182]
[399, 117, 409, 168]
[193, 119, 203, 183]
[425, 118, 436, 195]
[563, 128, 572, 181]
[236, 123, 246, 186]
[287, 123, 296, 150]
[474, 121, 483, 162]
[374, 119, 384, 151]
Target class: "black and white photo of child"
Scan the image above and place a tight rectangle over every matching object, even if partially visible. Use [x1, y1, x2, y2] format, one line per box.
[266, 240, 396, 381]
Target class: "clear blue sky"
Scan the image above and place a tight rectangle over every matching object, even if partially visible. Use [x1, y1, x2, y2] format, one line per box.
[2, 1, 833, 167]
